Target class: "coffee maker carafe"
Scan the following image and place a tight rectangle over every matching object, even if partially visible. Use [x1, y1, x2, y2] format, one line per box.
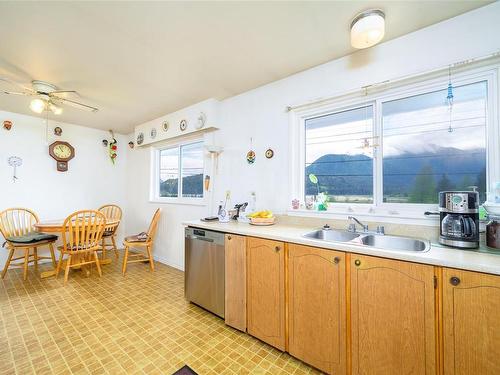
[439, 191, 479, 249]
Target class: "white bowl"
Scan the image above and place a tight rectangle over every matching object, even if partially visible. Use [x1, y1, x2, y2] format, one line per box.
[484, 202, 500, 215]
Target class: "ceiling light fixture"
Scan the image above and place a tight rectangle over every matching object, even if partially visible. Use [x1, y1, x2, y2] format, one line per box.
[49, 103, 63, 115]
[29, 98, 46, 114]
[350, 9, 385, 49]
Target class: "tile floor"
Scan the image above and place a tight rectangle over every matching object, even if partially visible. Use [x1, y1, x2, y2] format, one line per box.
[0, 253, 319, 375]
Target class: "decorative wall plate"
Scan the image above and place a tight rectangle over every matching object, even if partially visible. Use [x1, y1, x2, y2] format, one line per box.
[196, 112, 207, 130]
[246, 150, 256, 164]
[179, 119, 188, 131]
[162, 121, 169, 132]
[265, 148, 274, 159]
[150, 128, 157, 139]
[137, 132, 144, 145]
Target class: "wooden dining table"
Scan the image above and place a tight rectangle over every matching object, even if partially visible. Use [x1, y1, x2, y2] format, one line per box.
[34, 218, 120, 278]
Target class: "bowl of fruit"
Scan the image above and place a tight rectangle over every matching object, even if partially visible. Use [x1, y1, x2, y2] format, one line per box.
[247, 210, 276, 226]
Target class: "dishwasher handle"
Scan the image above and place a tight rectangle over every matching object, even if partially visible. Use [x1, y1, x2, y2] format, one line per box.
[186, 235, 214, 242]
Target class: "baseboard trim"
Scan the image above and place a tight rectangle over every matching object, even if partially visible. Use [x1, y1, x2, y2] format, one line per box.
[153, 254, 184, 271]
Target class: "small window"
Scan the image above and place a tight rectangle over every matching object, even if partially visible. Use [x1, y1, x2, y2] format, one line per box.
[305, 105, 374, 204]
[157, 141, 204, 201]
[382, 81, 487, 204]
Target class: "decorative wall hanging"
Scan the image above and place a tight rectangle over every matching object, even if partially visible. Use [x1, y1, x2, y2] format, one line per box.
[102, 139, 109, 147]
[137, 132, 144, 145]
[162, 121, 169, 132]
[150, 127, 157, 139]
[108, 130, 117, 164]
[179, 119, 188, 131]
[54, 126, 62, 136]
[3, 120, 12, 131]
[196, 112, 207, 129]
[265, 148, 274, 159]
[7, 156, 22, 182]
[49, 141, 75, 172]
[246, 138, 255, 164]
[128, 141, 135, 149]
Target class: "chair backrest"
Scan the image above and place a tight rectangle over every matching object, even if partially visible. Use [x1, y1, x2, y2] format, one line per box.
[61, 210, 106, 252]
[0, 208, 39, 240]
[98, 204, 122, 233]
[147, 208, 161, 242]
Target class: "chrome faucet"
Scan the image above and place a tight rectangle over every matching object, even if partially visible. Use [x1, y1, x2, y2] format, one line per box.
[348, 216, 368, 232]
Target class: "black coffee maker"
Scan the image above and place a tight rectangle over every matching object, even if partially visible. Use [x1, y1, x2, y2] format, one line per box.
[439, 191, 479, 249]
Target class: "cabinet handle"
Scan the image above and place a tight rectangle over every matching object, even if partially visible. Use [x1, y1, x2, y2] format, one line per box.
[228, 235, 232, 240]
[333, 257, 340, 264]
[450, 276, 461, 286]
[275, 246, 280, 252]
[354, 259, 361, 266]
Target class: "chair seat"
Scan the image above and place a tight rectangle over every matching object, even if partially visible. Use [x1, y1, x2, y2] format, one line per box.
[58, 243, 100, 252]
[6, 239, 57, 249]
[124, 232, 149, 243]
[7, 232, 58, 244]
[103, 230, 115, 237]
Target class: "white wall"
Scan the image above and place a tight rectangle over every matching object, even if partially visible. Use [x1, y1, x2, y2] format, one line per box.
[125, 3, 500, 270]
[0, 110, 128, 264]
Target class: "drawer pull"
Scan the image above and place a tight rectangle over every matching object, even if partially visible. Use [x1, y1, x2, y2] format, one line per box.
[333, 257, 341, 264]
[450, 276, 461, 286]
[354, 259, 361, 266]
[228, 235, 232, 240]
[275, 246, 280, 252]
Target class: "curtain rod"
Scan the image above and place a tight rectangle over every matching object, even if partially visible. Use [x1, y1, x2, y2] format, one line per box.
[286, 49, 500, 112]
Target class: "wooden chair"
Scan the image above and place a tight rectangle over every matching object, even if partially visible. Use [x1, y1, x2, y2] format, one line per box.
[122, 208, 161, 276]
[56, 210, 106, 285]
[98, 204, 122, 259]
[0, 208, 57, 280]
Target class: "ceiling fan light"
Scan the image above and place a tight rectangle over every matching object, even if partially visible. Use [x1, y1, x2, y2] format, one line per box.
[49, 103, 63, 115]
[29, 98, 46, 114]
[350, 9, 385, 49]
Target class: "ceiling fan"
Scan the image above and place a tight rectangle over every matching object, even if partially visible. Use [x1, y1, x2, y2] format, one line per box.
[0, 78, 98, 115]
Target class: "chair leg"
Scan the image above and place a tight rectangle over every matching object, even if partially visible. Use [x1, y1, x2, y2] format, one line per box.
[55, 252, 64, 279]
[64, 254, 72, 285]
[122, 246, 129, 276]
[1, 248, 15, 279]
[94, 252, 102, 277]
[101, 238, 106, 260]
[48, 243, 56, 268]
[146, 246, 154, 272]
[111, 236, 119, 259]
[23, 249, 30, 281]
[34, 247, 38, 274]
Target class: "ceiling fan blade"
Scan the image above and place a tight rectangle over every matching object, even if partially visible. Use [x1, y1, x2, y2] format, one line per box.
[0, 77, 35, 93]
[3, 90, 34, 96]
[56, 97, 99, 112]
[50, 90, 77, 94]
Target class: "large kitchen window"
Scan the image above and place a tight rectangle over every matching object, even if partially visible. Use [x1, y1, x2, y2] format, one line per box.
[152, 140, 204, 203]
[292, 67, 498, 217]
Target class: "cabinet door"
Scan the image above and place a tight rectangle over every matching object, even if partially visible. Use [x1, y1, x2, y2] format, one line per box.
[350, 255, 436, 375]
[443, 268, 500, 375]
[225, 234, 247, 331]
[247, 237, 286, 350]
[288, 244, 346, 375]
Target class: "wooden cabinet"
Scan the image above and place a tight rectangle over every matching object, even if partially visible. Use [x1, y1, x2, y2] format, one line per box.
[247, 237, 286, 350]
[442, 268, 500, 375]
[350, 254, 436, 375]
[288, 244, 346, 375]
[224, 234, 247, 331]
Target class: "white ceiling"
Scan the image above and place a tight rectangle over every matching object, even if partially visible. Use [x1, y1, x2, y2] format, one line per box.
[0, 1, 491, 134]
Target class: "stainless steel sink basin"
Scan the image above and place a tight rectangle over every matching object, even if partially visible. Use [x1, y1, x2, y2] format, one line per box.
[359, 234, 430, 252]
[303, 229, 360, 242]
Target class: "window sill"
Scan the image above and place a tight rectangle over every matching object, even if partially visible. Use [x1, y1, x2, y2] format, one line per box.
[149, 198, 207, 206]
[286, 208, 440, 226]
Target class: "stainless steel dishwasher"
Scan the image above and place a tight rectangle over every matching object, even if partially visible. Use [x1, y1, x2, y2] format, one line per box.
[184, 227, 225, 318]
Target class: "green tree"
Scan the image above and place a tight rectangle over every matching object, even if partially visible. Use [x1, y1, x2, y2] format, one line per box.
[476, 167, 487, 201]
[436, 174, 453, 193]
[409, 165, 437, 203]
[459, 175, 474, 190]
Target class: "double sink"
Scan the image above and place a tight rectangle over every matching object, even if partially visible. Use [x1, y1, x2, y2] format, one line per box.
[303, 228, 430, 252]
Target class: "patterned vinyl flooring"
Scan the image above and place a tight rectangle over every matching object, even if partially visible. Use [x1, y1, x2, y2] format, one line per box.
[0, 253, 319, 375]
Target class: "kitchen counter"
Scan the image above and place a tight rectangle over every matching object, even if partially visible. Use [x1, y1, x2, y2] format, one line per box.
[183, 219, 500, 276]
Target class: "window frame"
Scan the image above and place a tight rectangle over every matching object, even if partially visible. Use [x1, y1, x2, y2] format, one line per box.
[289, 65, 499, 221]
[150, 138, 206, 205]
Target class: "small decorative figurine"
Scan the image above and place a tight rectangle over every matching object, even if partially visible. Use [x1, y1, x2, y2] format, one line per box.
[246, 150, 256, 164]
[162, 121, 169, 132]
[128, 141, 134, 149]
[54, 126, 62, 136]
[102, 139, 109, 147]
[3, 120, 12, 131]
[292, 199, 300, 209]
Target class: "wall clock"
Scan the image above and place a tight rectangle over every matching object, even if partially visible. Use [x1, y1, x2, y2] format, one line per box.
[49, 141, 75, 172]
[179, 119, 188, 131]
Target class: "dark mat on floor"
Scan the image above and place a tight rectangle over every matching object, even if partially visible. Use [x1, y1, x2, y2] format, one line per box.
[172, 365, 198, 375]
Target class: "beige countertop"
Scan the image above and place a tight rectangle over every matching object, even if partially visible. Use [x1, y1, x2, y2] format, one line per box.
[183, 219, 500, 276]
